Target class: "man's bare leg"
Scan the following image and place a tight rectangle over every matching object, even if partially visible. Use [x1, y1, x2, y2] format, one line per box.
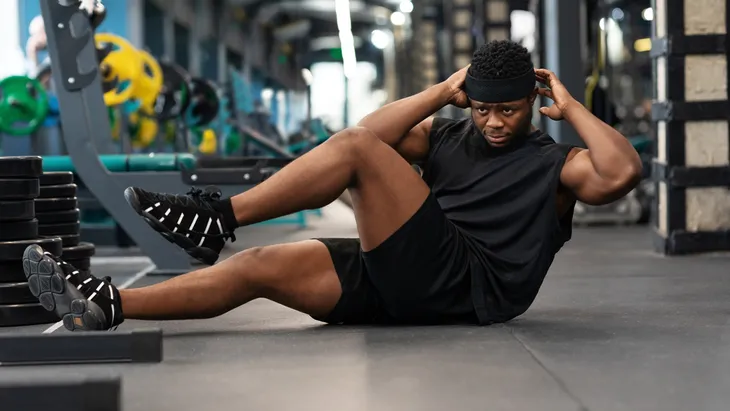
[119, 240, 341, 320]
[22, 240, 343, 329]
[120, 125, 432, 319]
[124, 126, 430, 263]
[230, 126, 430, 250]
[28, 125, 432, 329]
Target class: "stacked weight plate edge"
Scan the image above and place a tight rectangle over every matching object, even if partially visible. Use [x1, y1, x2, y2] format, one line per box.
[39, 171, 74, 187]
[37, 175, 80, 248]
[0, 158, 57, 326]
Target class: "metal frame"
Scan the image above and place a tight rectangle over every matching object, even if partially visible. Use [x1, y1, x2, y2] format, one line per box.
[39, 0, 277, 274]
[650, 0, 730, 254]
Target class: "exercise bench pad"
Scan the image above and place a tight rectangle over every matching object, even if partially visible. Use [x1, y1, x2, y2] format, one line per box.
[42, 154, 196, 173]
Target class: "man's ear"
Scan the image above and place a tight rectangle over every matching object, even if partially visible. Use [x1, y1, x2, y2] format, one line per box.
[528, 88, 538, 105]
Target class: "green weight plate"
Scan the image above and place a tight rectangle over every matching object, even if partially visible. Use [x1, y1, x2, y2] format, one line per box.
[61, 242, 94, 260]
[0, 282, 37, 305]
[35, 197, 78, 213]
[0, 237, 62, 262]
[58, 234, 80, 247]
[0, 303, 58, 327]
[0, 261, 26, 282]
[65, 258, 90, 271]
[0, 178, 39, 200]
[155, 61, 192, 120]
[0, 76, 50, 136]
[36, 209, 80, 224]
[0, 219, 38, 241]
[0, 200, 35, 222]
[39, 221, 80, 236]
[39, 184, 78, 199]
[0, 156, 42, 178]
[39, 172, 74, 186]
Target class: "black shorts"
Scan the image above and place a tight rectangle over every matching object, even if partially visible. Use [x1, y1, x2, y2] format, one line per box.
[314, 194, 478, 325]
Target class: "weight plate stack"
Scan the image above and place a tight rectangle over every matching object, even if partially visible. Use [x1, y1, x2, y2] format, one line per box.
[37, 174, 80, 248]
[0, 165, 67, 326]
[0, 164, 64, 326]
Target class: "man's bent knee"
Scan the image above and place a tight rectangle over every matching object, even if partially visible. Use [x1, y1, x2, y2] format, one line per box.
[226, 241, 342, 317]
[328, 126, 382, 158]
[223, 246, 269, 296]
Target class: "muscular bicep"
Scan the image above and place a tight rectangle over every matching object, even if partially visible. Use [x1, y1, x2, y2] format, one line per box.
[394, 117, 434, 163]
[560, 148, 637, 205]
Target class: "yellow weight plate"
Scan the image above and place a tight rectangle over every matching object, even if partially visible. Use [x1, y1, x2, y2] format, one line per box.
[135, 49, 164, 114]
[125, 113, 157, 148]
[199, 129, 217, 154]
[135, 117, 158, 148]
[95, 33, 142, 106]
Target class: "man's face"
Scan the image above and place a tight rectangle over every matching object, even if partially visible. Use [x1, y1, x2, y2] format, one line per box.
[470, 89, 537, 147]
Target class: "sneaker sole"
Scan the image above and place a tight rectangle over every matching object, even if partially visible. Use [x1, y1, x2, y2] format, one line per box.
[22, 245, 108, 331]
[123, 187, 219, 265]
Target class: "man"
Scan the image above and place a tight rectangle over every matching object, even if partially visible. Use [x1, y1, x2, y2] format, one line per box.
[23, 40, 641, 331]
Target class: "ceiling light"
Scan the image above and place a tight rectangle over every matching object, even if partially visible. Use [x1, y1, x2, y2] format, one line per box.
[390, 11, 406, 26]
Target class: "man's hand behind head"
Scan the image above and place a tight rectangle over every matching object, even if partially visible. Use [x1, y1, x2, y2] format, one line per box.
[445, 66, 470, 108]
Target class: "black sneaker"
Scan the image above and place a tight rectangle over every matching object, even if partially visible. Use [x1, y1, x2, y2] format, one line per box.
[22, 245, 123, 331]
[43, 250, 92, 287]
[124, 186, 236, 265]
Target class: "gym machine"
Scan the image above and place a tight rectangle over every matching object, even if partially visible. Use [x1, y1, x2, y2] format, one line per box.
[39, 0, 289, 274]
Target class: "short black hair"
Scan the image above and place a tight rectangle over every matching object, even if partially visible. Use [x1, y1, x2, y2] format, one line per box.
[469, 40, 533, 80]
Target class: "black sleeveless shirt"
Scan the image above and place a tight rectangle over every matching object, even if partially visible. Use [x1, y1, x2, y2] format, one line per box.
[422, 117, 575, 324]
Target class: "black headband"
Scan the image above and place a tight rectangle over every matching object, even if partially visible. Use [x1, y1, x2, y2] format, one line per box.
[464, 68, 536, 103]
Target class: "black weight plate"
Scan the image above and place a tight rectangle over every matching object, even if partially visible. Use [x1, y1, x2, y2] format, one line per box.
[0, 282, 37, 305]
[155, 61, 192, 120]
[0, 261, 26, 282]
[0, 200, 35, 222]
[0, 219, 38, 241]
[188, 78, 220, 127]
[0, 156, 42, 178]
[40, 172, 74, 186]
[0, 303, 58, 327]
[36, 208, 80, 224]
[0, 178, 40, 200]
[0, 237, 62, 262]
[35, 197, 78, 212]
[58, 234, 80, 247]
[61, 242, 95, 260]
[39, 221, 80, 236]
[39, 184, 78, 199]
[66, 258, 90, 270]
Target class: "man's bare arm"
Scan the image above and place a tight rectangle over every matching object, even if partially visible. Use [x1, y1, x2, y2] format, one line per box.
[357, 67, 469, 161]
[535, 69, 642, 205]
[392, 117, 434, 163]
[559, 105, 642, 205]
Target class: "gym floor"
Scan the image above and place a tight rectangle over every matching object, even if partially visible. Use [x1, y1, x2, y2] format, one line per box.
[1, 201, 729, 411]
